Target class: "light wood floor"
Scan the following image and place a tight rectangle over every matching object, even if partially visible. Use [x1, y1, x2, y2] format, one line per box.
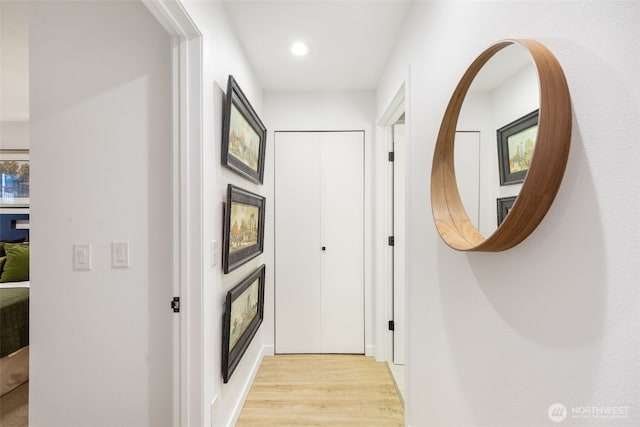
[236, 354, 404, 426]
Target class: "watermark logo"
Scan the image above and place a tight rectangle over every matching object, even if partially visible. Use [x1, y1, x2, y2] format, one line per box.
[548, 403, 630, 422]
[548, 403, 568, 423]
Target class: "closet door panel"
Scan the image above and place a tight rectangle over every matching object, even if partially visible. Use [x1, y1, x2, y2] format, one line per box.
[320, 131, 364, 353]
[274, 132, 322, 353]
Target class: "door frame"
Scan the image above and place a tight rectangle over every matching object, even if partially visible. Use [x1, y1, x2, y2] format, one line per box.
[377, 84, 406, 363]
[142, 2, 203, 426]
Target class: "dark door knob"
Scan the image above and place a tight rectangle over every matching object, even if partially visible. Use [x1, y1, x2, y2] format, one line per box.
[322, 246, 326, 251]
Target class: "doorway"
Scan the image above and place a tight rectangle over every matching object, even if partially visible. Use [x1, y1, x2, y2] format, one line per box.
[274, 131, 365, 354]
[379, 85, 407, 402]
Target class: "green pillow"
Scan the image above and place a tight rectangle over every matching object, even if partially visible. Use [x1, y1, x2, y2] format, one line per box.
[0, 256, 6, 274]
[0, 243, 29, 282]
[0, 238, 27, 257]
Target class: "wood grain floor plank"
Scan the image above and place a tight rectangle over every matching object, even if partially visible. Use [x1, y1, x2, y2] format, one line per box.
[236, 355, 404, 426]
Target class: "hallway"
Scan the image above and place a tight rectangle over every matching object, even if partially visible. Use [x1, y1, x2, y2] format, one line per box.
[12, 1, 639, 425]
[237, 355, 404, 426]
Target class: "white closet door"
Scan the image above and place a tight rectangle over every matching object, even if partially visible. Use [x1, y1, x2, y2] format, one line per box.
[320, 131, 364, 353]
[274, 132, 322, 353]
[275, 131, 364, 354]
[454, 131, 481, 226]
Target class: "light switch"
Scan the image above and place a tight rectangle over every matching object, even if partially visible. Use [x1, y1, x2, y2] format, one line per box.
[73, 244, 91, 270]
[112, 241, 130, 268]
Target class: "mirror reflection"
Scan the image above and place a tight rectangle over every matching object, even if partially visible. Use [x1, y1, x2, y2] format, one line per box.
[454, 43, 539, 237]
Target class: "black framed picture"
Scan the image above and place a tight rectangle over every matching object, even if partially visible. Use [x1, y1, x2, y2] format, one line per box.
[223, 184, 265, 274]
[221, 75, 267, 184]
[497, 196, 517, 227]
[497, 109, 538, 185]
[222, 264, 265, 383]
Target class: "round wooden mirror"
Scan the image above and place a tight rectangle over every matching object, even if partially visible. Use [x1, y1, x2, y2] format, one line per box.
[430, 39, 572, 251]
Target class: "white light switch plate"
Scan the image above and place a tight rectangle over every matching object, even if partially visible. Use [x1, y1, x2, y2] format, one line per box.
[73, 244, 91, 270]
[112, 241, 130, 268]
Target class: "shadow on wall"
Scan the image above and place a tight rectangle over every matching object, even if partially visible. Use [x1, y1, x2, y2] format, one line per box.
[469, 124, 605, 348]
[437, 119, 606, 423]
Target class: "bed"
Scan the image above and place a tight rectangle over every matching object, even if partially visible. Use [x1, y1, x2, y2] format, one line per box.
[0, 212, 30, 396]
[0, 282, 29, 396]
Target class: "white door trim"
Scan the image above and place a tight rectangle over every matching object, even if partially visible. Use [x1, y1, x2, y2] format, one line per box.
[142, 2, 203, 426]
[377, 84, 406, 363]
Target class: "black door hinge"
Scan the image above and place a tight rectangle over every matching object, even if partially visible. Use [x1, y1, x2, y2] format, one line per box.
[388, 236, 395, 246]
[388, 151, 395, 162]
[388, 320, 395, 331]
[171, 297, 180, 313]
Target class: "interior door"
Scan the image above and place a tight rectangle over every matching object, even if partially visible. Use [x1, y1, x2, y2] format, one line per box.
[319, 131, 364, 353]
[275, 131, 364, 354]
[392, 123, 406, 365]
[28, 2, 174, 426]
[274, 132, 322, 352]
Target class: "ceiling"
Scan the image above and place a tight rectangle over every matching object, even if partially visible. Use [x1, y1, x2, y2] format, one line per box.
[222, 0, 413, 92]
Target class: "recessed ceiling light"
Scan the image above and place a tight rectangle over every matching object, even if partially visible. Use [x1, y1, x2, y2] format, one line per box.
[290, 41, 309, 56]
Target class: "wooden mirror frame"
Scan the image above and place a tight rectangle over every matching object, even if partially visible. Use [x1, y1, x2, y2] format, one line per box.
[431, 39, 572, 251]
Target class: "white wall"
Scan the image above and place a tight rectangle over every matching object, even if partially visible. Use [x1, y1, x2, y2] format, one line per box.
[264, 91, 377, 356]
[377, 1, 639, 426]
[29, 2, 173, 426]
[0, 0, 29, 148]
[178, 2, 267, 426]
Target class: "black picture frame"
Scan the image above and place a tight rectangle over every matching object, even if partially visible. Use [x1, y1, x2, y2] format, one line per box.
[497, 109, 539, 185]
[223, 184, 265, 274]
[222, 264, 266, 383]
[497, 196, 517, 227]
[221, 75, 267, 184]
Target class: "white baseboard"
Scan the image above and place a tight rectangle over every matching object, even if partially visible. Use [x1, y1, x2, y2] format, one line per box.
[365, 344, 376, 357]
[226, 345, 267, 427]
[263, 344, 275, 356]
